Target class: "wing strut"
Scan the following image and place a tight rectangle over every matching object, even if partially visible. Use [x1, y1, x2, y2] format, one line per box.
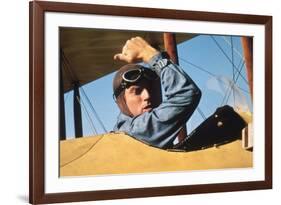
[73, 83, 83, 138]
[59, 65, 66, 140]
[241, 37, 253, 100]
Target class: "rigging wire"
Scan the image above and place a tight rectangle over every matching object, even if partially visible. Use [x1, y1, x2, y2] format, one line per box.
[221, 59, 246, 106]
[175, 59, 207, 120]
[61, 59, 76, 90]
[179, 56, 249, 94]
[220, 58, 243, 106]
[80, 86, 108, 133]
[220, 59, 244, 106]
[179, 57, 216, 77]
[210, 36, 249, 85]
[222, 36, 244, 60]
[225, 62, 246, 105]
[197, 107, 207, 120]
[61, 50, 78, 82]
[76, 95, 98, 135]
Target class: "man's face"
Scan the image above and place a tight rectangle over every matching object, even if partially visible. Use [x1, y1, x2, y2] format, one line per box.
[124, 79, 153, 117]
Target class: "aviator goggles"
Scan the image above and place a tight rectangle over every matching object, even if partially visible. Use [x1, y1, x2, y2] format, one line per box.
[113, 67, 158, 100]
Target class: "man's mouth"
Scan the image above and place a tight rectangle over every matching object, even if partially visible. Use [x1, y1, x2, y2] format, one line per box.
[142, 105, 152, 112]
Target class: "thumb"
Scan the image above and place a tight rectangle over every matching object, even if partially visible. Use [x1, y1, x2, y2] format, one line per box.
[114, 53, 131, 62]
[113, 53, 122, 60]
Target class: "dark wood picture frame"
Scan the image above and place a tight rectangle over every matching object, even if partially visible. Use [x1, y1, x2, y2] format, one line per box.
[29, 1, 272, 204]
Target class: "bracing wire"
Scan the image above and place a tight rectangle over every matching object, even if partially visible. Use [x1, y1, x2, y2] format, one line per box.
[80, 87, 108, 133]
[61, 50, 78, 82]
[179, 56, 249, 94]
[176, 58, 207, 123]
[221, 59, 246, 106]
[210, 36, 249, 85]
[225, 63, 245, 105]
[197, 107, 207, 120]
[222, 36, 244, 60]
[76, 95, 98, 135]
[220, 58, 244, 106]
[179, 57, 216, 77]
[61, 61, 74, 85]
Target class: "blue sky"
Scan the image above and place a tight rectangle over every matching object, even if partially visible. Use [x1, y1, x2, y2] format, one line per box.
[64, 34, 252, 139]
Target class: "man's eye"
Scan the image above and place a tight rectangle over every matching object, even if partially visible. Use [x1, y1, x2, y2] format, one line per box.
[134, 87, 142, 95]
[129, 87, 141, 95]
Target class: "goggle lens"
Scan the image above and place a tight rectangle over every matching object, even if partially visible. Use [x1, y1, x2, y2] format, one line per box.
[123, 69, 142, 82]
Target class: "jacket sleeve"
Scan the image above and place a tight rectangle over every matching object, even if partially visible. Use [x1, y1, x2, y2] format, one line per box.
[116, 53, 201, 149]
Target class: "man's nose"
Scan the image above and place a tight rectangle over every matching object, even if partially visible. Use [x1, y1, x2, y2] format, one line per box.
[142, 88, 151, 101]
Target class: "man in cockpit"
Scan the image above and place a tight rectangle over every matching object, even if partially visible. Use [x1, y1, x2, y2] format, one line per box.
[112, 36, 201, 149]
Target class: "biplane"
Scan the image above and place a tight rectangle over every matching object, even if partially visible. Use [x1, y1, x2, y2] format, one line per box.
[59, 28, 253, 176]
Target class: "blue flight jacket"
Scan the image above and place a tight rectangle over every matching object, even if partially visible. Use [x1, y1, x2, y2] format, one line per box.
[113, 52, 201, 149]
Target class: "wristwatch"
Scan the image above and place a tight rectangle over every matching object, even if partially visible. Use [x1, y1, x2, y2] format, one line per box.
[152, 52, 171, 75]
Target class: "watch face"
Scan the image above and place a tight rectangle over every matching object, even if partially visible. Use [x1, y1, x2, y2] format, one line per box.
[157, 58, 168, 69]
[153, 56, 169, 74]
